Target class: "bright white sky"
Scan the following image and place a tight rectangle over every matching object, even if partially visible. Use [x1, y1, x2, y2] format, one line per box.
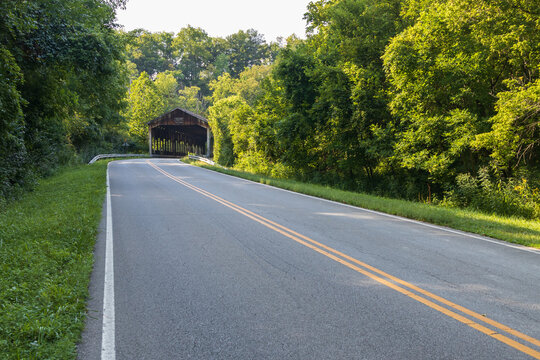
[116, 0, 312, 42]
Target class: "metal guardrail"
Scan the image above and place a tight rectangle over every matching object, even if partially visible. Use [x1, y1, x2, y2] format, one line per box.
[88, 154, 147, 164]
[89, 153, 222, 168]
[188, 155, 222, 167]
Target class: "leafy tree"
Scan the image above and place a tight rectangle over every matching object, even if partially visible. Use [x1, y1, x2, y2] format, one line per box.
[199, 53, 231, 85]
[315, 0, 402, 187]
[208, 98, 236, 166]
[154, 72, 180, 111]
[124, 30, 175, 76]
[172, 26, 215, 88]
[209, 73, 238, 103]
[272, 42, 319, 173]
[270, 0, 403, 188]
[178, 86, 206, 114]
[383, 0, 540, 189]
[125, 60, 140, 81]
[208, 65, 275, 169]
[0, 46, 28, 200]
[0, 0, 129, 189]
[210, 65, 272, 106]
[225, 29, 271, 76]
[125, 72, 164, 143]
[474, 73, 540, 171]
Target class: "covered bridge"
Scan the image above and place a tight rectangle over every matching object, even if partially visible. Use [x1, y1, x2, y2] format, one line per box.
[148, 108, 212, 157]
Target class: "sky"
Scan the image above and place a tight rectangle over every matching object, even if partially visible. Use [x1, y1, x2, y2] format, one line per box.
[115, 0, 312, 42]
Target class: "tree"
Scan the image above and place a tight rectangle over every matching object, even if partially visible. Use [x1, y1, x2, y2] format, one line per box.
[208, 98, 236, 166]
[474, 74, 540, 171]
[0, 46, 27, 200]
[0, 0, 129, 188]
[312, 0, 403, 187]
[383, 0, 540, 188]
[172, 26, 215, 87]
[154, 72, 180, 112]
[272, 42, 319, 172]
[207, 65, 275, 170]
[210, 65, 272, 106]
[124, 30, 175, 76]
[178, 86, 205, 114]
[225, 29, 271, 76]
[125, 72, 164, 144]
[268, 0, 403, 188]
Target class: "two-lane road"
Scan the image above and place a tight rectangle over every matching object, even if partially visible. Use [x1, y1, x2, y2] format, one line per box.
[78, 158, 540, 359]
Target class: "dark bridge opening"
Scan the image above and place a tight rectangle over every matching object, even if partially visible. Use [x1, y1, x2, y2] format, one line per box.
[148, 108, 212, 157]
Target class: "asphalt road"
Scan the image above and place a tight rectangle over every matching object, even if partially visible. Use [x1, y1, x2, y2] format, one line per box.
[78, 158, 540, 359]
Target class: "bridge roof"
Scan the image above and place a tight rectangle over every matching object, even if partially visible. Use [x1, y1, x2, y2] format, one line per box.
[148, 107, 209, 129]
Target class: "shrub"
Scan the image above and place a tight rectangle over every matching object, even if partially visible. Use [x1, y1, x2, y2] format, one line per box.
[446, 168, 540, 219]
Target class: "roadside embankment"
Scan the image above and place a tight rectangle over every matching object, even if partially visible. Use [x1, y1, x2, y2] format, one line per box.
[0, 162, 109, 359]
[183, 158, 540, 249]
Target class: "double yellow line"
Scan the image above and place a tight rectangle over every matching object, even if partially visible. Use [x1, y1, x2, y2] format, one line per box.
[147, 161, 540, 359]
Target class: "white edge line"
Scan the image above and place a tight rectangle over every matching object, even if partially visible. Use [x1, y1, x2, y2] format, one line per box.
[177, 159, 540, 255]
[101, 164, 116, 360]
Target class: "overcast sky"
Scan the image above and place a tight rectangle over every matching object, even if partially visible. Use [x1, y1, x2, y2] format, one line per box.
[115, 0, 312, 42]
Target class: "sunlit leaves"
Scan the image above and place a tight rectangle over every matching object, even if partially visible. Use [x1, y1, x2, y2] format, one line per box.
[124, 72, 164, 143]
[475, 74, 540, 170]
[383, 0, 540, 186]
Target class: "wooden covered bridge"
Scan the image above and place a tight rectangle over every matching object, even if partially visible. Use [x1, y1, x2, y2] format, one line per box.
[148, 108, 212, 157]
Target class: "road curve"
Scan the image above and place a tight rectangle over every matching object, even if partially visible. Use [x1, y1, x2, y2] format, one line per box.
[78, 158, 540, 360]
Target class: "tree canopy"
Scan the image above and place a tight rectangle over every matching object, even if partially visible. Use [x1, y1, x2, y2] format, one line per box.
[0, 0, 128, 201]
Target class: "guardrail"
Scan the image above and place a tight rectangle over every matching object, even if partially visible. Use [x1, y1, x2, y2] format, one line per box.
[188, 155, 223, 167]
[88, 154, 147, 164]
[89, 153, 222, 168]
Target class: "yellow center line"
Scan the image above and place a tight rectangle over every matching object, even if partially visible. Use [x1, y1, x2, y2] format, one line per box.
[147, 161, 540, 359]
[151, 161, 540, 346]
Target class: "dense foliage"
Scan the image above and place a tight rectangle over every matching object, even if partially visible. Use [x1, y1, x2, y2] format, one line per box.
[0, 0, 128, 203]
[206, 0, 540, 219]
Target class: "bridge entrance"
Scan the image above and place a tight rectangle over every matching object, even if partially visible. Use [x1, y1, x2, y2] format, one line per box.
[148, 108, 212, 157]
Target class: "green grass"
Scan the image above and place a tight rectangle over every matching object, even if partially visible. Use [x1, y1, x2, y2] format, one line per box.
[0, 161, 109, 359]
[183, 158, 540, 248]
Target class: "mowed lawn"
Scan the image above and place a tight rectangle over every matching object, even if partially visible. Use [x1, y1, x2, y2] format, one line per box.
[0, 162, 108, 359]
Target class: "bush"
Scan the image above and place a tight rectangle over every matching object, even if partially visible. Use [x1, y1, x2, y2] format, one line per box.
[445, 168, 540, 219]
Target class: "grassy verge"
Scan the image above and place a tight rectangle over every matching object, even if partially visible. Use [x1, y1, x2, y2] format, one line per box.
[0, 161, 109, 359]
[183, 158, 540, 248]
